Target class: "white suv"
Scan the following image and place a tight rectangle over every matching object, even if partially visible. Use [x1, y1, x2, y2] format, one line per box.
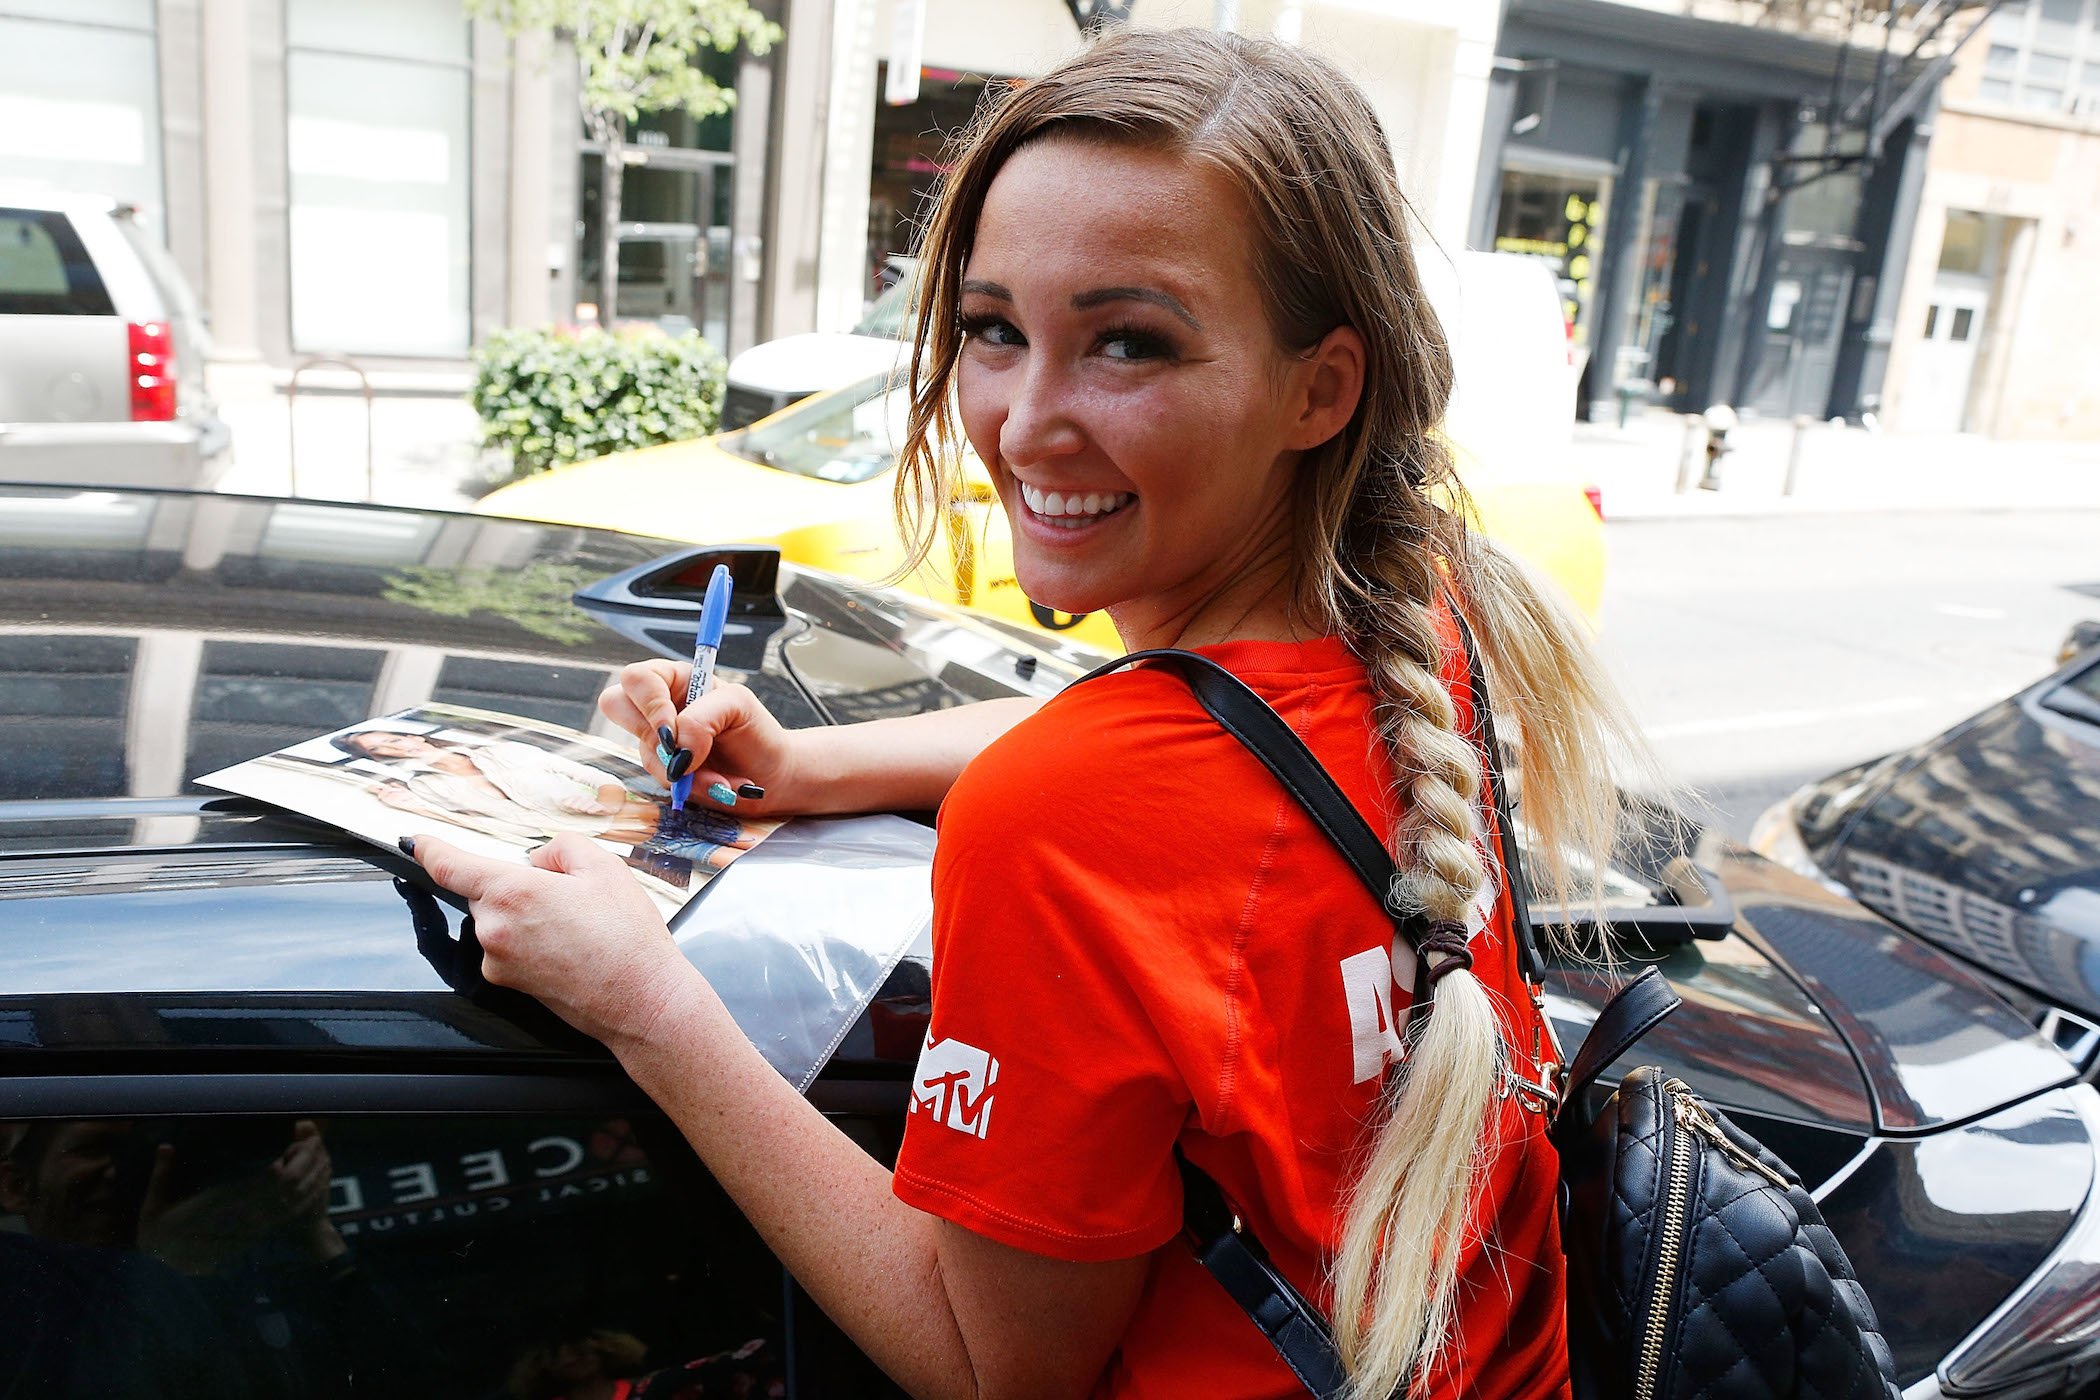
[0, 190, 228, 490]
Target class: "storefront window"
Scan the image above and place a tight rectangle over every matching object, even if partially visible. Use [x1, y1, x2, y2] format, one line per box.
[1493, 168, 1610, 354]
[286, 0, 471, 358]
[1616, 179, 1687, 391]
[0, 3, 162, 235]
[867, 66, 1002, 318]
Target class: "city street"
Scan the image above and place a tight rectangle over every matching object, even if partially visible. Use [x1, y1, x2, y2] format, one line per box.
[1598, 508, 2100, 837]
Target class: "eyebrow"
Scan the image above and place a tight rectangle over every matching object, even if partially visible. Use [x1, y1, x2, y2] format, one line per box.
[959, 279, 1203, 332]
[1074, 286, 1202, 331]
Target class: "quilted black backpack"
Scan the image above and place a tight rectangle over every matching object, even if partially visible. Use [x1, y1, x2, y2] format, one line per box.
[1077, 639, 1903, 1400]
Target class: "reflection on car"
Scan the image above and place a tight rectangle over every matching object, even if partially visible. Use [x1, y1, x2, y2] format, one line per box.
[1753, 630, 2100, 1083]
[4, 484, 2100, 1398]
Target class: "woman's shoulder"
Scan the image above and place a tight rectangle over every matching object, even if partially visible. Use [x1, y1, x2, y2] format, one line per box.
[962, 663, 1237, 798]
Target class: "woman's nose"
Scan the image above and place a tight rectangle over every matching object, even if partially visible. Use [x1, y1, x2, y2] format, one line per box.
[998, 359, 1086, 468]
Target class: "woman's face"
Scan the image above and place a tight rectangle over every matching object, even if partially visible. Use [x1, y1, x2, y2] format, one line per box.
[357, 731, 435, 760]
[955, 138, 1358, 642]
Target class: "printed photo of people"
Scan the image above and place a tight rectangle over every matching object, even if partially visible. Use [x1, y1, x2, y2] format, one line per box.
[199, 702, 778, 921]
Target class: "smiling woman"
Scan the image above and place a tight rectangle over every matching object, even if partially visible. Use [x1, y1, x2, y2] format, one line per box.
[409, 25, 1659, 1400]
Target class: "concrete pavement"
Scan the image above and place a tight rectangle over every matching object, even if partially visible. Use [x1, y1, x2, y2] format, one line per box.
[207, 363, 494, 512]
[1579, 409, 2100, 521]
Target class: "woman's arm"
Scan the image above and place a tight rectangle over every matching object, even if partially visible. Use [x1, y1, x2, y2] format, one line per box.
[603, 660, 1041, 816]
[407, 833, 1148, 1400]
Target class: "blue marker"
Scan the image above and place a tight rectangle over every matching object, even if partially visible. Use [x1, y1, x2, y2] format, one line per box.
[671, 563, 733, 808]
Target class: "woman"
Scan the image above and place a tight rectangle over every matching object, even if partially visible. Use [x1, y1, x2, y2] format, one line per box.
[408, 27, 1647, 1400]
[339, 729, 667, 842]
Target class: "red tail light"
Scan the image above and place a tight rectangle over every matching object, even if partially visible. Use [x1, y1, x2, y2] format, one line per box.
[128, 320, 176, 422]
[1583, 485, 1605, 520]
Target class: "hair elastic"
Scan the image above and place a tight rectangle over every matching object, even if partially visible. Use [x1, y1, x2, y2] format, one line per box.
[1419, 920, 1473, 987]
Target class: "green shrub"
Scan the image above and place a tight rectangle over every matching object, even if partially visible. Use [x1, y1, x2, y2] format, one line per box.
[469, 324, 725, 479]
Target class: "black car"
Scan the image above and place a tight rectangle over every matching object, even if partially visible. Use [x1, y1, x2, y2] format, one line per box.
[1753, 638, 2100, 1080]
[3, 483, 2098, 1400]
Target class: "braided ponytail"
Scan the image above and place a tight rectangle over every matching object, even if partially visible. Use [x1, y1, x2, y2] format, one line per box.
[887, 28, 1662, 1397]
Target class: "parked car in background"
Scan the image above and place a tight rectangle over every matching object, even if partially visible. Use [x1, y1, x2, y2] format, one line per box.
[718, 256, 916, 431]
[3, 482, 2099, 1399]
[1752, 628, 2100, 1081]
[0, 190, 228, 489]
[478, 252, 1605, 652]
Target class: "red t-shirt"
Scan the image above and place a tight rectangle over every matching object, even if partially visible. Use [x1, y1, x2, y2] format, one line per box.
[892, 625, 1570, 1400]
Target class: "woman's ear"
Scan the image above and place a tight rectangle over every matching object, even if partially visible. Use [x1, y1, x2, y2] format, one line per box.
[1287, 324, 1367, 452]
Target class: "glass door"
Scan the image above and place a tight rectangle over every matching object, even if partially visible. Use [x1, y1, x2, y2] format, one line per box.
[578, 151, 733, 348]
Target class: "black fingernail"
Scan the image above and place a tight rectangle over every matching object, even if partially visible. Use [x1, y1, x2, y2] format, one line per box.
[666, 750, 693, 781]
[397, 836, 416, 857]
[737, 783, 765, 801]
[657, 724, 677, 751]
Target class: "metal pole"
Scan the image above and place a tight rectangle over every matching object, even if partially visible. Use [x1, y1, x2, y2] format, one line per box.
[1784, 414, 1813, 496]
[1676, 414, 1703, 493]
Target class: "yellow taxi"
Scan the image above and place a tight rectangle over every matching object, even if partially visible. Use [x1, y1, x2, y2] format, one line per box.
[477, 253, 1604, 652]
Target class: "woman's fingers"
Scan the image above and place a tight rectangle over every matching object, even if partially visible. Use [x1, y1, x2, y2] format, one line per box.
[603, 660, 693, 742]
[403, 832, 515, 902]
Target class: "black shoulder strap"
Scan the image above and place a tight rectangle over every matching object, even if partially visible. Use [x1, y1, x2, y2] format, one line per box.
[1177, 1152, 1348, 1400]
[1450, 614, 1546, 985]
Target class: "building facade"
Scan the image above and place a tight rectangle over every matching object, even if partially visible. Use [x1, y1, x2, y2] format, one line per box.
[1470, 0, 1957, 425]
[2, 0, 1503, 399]
[0, 0, 783, 399]
[756, 0, 1506, 341]
[1880, 0, 2100, 440]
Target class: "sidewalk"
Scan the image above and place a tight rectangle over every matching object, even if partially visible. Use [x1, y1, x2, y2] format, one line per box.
[1577, 410, 2100, 521]
[208, 364, 499, 511]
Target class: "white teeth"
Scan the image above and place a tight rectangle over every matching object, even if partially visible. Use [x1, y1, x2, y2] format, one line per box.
[1017, 481, 1133, 524]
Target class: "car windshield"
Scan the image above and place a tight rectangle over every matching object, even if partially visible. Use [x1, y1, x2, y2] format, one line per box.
[851, 259, 920, 338]
[725, 373, 902, 484]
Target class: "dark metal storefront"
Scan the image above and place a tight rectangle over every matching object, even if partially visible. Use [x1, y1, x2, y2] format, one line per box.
[1473, 0, 1945, 425]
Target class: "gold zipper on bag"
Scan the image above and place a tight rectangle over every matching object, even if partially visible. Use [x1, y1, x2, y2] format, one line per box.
[1634, 1087, 1699, 1400]
[1672, 1085, 1792, 1190]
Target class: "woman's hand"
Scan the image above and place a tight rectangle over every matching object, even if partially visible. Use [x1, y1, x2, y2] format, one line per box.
[600, 661, 800, 815]
[405, 830, 702, 1051]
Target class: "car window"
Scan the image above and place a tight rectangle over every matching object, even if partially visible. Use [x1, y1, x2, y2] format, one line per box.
[732, 374, 902, 484]
[850, 260, 919, 339]
[0, 208, 117, 317]
[0, 1110, 906, 1400]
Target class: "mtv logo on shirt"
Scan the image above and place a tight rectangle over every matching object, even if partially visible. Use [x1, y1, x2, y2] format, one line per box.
[911, 1035, 1000, 1138]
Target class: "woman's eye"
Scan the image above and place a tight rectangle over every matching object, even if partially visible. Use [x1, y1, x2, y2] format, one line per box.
[959, 314, 1024, 348]
[1099, 327, 1174, 362]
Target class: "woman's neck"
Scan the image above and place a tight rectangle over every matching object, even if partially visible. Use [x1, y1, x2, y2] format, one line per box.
[1108, 534, 1315, 652]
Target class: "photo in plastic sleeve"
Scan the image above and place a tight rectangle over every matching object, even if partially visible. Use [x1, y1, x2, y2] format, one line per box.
[197, 701, 779, 922]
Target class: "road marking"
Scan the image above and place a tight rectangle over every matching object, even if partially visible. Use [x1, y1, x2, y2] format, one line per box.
[1935, 603, 2006, 620]
[1647, 696, 1932, 740]
[1644, 685, 2027, 741]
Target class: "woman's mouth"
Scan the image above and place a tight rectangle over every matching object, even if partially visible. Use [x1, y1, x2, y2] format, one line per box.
[1017, 481, 1136, 530]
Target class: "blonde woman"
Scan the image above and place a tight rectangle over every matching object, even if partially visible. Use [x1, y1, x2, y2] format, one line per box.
[408, 27, 1645, 1400]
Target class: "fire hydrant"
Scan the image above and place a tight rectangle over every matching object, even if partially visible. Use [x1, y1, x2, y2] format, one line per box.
[1699, 404, 1737, 491]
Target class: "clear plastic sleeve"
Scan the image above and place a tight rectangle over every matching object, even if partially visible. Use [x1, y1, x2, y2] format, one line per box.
[668, 813, 934, 1091]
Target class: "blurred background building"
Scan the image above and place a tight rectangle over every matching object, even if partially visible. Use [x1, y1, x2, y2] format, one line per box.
[1880, 0, 2100, 440]
[10, 0, 2089, 442]
[1470, 0, 1995, 427]
[0, 0, 1493, 384]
